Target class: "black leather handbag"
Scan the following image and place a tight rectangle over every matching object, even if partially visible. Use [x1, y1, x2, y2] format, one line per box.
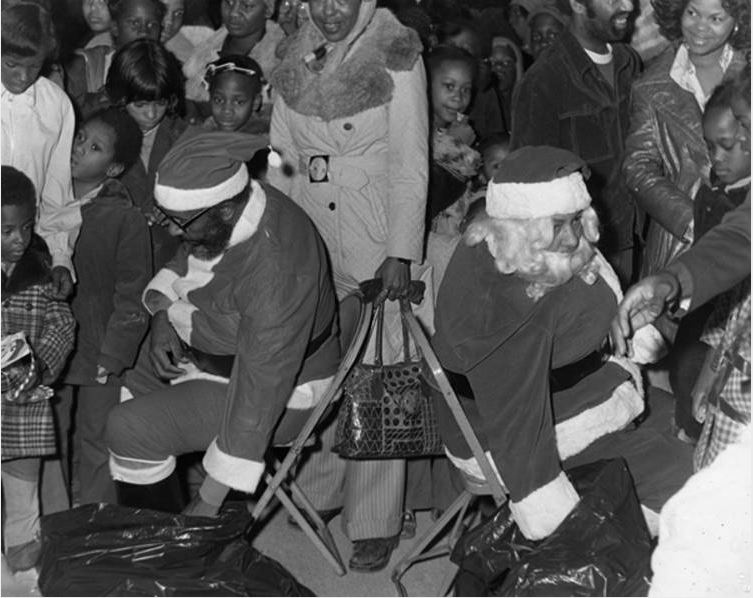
[333, 297, 443, 459]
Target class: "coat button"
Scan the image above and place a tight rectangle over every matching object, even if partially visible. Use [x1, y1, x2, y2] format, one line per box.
[328, 202, 336, 211]
[343, 122, 353, 131]
[25, 302, 33, 311]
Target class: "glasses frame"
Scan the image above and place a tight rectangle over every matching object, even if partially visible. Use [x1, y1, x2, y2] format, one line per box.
[155, 203, 215, 233]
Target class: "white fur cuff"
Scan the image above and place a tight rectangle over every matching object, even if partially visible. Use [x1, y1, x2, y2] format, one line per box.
[142, 268, 180, 313]
[510, 471, 580, 540]
[556, 380, 645, 461]
[109, 451, 176, 484]
[631, 324, 667, 365]
[487, 172, 591, 220]
[203, 438, 264, 494]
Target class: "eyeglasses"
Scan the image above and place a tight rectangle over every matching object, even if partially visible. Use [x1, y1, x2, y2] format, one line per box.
[154, 204, 214, 232]
[203, 61, 262, 89]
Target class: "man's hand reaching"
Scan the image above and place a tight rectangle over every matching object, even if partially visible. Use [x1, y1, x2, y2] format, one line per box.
[611, 272, 680, 358]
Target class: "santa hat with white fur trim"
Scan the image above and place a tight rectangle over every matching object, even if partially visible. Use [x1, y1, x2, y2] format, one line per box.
[154, 129, 280, 212]
[486, 146, 592, 220]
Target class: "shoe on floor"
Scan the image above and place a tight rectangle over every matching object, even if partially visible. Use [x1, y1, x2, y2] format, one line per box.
[5, 539, 41, 573]
[401, 510, 416, 539]
[287, 507, 342, 529]
[349, 536, 399, 573]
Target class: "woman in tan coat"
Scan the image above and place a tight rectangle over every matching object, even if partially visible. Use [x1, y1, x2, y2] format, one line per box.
[268, 0, 429, 572]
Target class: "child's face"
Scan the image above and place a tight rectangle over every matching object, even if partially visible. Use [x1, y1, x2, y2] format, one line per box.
[431, 60, 474, 129]
[160, 0, 185, 43]
[490, 44, 517, 92]
[482, 144, 510, 181]
[1, 203, 35, 264]
[1, 53, 44, 95]
[222, 0, 270, 38]
[530, 14, 564, 60]
[113, 0, 163, 46]
[71, 119, 119, 183]
[83, 0, 112, 33]
[704, 106, 751, 185]
[210, 72, 260, 131]
[126, 99, 168, 132]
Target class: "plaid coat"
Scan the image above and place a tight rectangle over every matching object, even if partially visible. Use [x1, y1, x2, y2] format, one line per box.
[2, 235, 75, 458]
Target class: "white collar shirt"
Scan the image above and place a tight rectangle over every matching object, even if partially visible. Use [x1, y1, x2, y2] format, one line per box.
[1, 77, 80, 274]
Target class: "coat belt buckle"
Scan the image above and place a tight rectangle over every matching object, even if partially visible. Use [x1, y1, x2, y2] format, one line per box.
[308, 155, 330, 183]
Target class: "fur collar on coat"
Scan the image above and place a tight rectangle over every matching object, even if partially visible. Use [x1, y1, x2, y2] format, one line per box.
[271, 8, 422, 121]
[2, 235, 52, 296]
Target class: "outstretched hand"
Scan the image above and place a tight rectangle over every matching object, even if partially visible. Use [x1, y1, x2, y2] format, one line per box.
[610, 272, 680, 358]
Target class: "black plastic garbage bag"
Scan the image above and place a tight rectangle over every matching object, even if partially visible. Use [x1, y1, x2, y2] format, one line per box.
[451, 459, 652, 597]
[38, 502, 314, 597]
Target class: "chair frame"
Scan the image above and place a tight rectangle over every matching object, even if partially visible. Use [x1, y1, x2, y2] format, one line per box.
[390, 309, 507, 595]
[244, 285, 375, 576]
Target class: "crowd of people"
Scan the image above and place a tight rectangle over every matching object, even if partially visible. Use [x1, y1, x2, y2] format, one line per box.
[0, 0, 750, 590]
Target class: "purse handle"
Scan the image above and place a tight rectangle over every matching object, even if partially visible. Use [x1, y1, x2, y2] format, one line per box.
[373, 299, 413, 367]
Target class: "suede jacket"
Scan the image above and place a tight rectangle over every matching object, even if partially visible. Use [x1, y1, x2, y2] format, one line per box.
[512, 30, 642, 252]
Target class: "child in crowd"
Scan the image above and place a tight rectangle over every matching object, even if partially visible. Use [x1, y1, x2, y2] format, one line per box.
[426, 45, 481, 234]
[63, 108, 152, 506]
[66, 0, 166, 110]
[527, 0, 569, 62]
[478, 132, 511, 185]
[181, 0, 285, 119]
[82, 0, 114, 49]
[203, 55, 267, 134]
[488, 34, 524, 135]
[694, 84, 751, 240]
[458, 133, 511, 233]
[436, 18, 505, 137]
[104, 38, 187, 270]
[670, 80, 753, 444]
[1, 2, 79, 299]
[1, 167, 76, 573]
[203, 54, 270, 178]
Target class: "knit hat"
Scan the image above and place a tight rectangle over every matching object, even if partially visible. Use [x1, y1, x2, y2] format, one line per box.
[486, 146, 591, 219]
[154, 129, 277, 211]
[527, 0, 571, 27]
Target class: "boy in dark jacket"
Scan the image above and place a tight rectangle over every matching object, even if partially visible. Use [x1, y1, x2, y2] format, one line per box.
[2, 167, 76, 572]
[64, 107, 152, 505]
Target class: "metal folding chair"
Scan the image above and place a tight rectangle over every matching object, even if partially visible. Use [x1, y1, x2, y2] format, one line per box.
[391, 310, 508, 596]
[243, 282, 378, 576]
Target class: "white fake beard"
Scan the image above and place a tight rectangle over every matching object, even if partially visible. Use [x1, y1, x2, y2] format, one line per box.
[519, 238, 599, 301]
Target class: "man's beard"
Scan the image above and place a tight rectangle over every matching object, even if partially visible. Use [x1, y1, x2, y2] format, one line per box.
[584, 3, 632, 42]
[519, 237, 599, 301]
[185, 215, 235, 260]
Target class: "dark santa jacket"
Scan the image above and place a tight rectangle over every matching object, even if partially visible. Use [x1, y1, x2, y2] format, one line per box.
[143, 181, 340, 492]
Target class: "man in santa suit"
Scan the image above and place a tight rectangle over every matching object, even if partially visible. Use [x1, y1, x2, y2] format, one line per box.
[105, 130, 340, 515]
[432, 146, 693, 540]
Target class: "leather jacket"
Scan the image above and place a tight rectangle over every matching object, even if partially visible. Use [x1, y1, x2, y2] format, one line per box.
[622, 45, 748, 275]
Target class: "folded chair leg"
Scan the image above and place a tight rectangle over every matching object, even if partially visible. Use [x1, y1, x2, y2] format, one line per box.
[273, 480, 346, 576]
[391, 490, 474, 596]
